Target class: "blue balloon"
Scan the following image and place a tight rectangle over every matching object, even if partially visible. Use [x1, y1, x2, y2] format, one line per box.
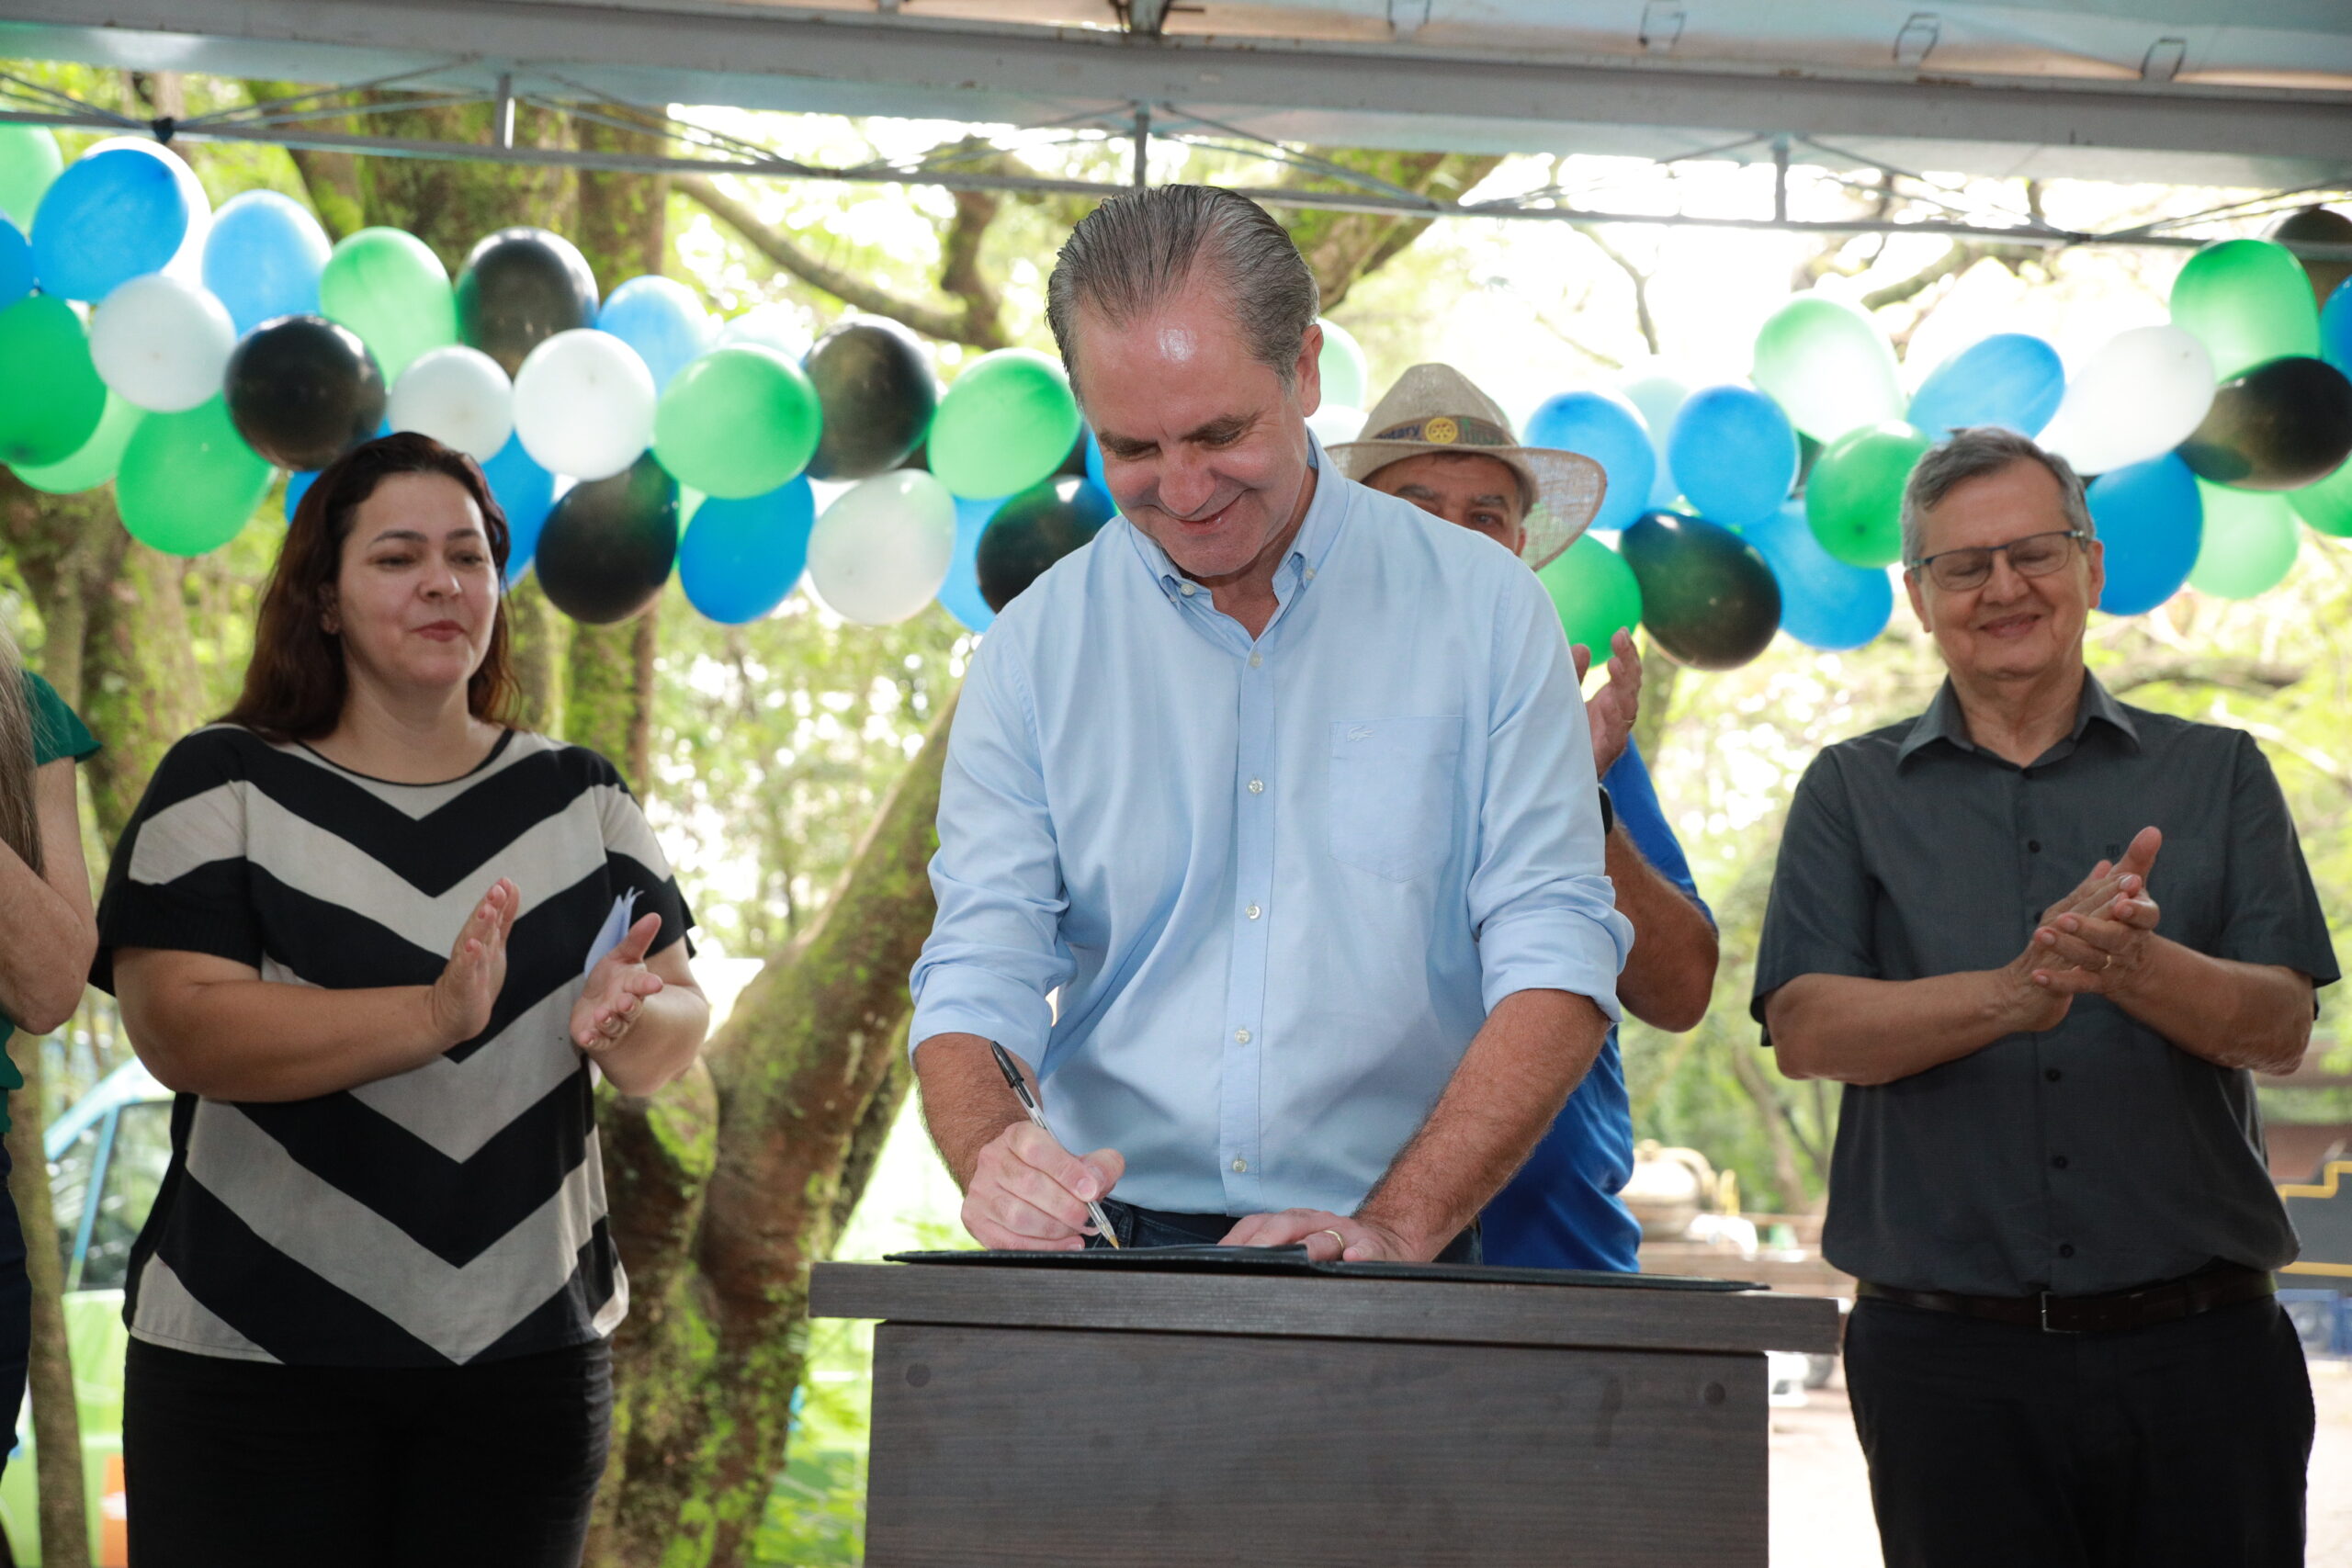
[2087, 454, 2201, 616]
[2323, 278, 2352, 378]
[284, 468, 319, 523]
[29, 149, 187, 302]
[680, 478, 816, 624]
[599, 276, 712, 390]
[203, 191, 329, 337]
[1742, 501, 1894, 650]
[1667, 386, 1798, 528]
[1907, 333, 2066, 440]
[1081, 428, 1107, 496]
[939, 493, 1005, 633]
[1523, 392, 1654, 534]
[0, 217, 28, 309]
[482, 435, 559, 580]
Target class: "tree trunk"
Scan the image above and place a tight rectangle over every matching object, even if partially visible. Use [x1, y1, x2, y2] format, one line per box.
[80, 541, 204, 843]
[563, 612, 658, 795]
[587, 694, 954, 1568]
[8, 1040, 91, 1568]
[503, 577, 570, 735]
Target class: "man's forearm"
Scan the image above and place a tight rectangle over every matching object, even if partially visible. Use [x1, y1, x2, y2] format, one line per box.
[1357, 988, 1609, 1258]
[1607, 827, 1718, 1033]
[2110, 941, 2312, 1074]
[913, 1032, 1029, 1190]
[1769, 968, 2052, 1087]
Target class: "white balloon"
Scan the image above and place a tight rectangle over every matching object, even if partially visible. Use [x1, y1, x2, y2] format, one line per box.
[390, 345, 514, 461]
[2037, 326, 2215, 476]
[89, 274, 234, 412]
[83, 137, 211, 283]
[1306, 403, 1365, 446]
[807, 469, 956, 626]
[511, 329, 656, 480]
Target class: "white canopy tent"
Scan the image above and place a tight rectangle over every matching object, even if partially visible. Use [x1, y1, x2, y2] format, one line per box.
[0, 0, 2346, 246]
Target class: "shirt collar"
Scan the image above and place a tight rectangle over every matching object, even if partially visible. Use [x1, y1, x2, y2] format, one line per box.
[1897, 670, 2140, 767]
[1125, 432, 1346, 600]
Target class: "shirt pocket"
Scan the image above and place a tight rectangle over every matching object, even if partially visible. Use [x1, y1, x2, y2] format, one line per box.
[1328, 716, 1464, 883]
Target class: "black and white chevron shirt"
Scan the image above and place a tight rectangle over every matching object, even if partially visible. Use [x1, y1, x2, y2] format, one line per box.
[94, 725, 693, 1368]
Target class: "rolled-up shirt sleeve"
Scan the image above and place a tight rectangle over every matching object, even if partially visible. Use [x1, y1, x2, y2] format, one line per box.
[909, 630, 1075, 1061]
[1467, 568, 1633, 1020]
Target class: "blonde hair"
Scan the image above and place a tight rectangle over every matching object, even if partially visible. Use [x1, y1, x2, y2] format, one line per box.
[0, 627, 47, 877]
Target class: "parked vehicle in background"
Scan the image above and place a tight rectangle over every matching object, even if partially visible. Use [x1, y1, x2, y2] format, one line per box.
[0, 1060, 170, 1567]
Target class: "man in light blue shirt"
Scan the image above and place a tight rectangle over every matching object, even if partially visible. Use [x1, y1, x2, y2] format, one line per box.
[910, 186, 1631, 1263]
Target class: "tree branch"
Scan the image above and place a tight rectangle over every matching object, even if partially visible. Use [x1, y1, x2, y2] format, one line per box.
[678, 174, 1008, 349]
[2103, 655, 2306, 700]
[1577, 226, 1660, 357]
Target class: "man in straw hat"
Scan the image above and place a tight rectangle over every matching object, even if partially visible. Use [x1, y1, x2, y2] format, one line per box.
[1335, 365, 1720, 1272]
[910, 186, 1632, 1262]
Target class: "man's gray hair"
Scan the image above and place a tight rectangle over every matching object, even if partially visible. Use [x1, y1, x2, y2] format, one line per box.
[1899, 425, 2096, 567]
[1046, 185, 1319, 394]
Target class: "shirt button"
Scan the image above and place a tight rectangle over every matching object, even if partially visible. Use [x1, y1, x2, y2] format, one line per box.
[1180, 581, 1198, 597]
[1249, 652, 1262, 668]
[1304, 567, 1317, 581]
[1235, 1028, 1251, 1043]
[1246, 903, 1261, 919]
[2028, 840, 2041, 852]
[1248, 778, 1265, 794]
[2058, 1243, 2076, 1258]
[1232, 1157, 1249, 1173]
[2051, 1155, 2069, 1170]
[2046, 1067, 2063, 1082]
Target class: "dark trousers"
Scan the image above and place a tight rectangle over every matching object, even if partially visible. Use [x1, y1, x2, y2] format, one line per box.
[0, 1146, 25, 1487]
[124, 1337, 612, 1568]
[1086, 1196, 1484, 1263]
[1844, 1293, 2312, 1568]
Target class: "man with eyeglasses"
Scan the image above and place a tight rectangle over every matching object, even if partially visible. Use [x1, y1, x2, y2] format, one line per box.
[1753, 425, 2336, 1568]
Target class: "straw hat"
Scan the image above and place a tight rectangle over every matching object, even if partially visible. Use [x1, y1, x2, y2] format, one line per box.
[1329, 363, 1606, 570]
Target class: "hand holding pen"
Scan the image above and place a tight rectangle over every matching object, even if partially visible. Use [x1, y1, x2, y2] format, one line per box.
[955, 1040, 1126, 1251]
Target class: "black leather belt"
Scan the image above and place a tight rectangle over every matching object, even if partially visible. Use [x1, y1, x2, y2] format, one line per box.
[1857, 1261, 2275, 1335]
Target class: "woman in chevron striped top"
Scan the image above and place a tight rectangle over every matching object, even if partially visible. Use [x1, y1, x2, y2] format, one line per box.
[96, 433, 710, 1568]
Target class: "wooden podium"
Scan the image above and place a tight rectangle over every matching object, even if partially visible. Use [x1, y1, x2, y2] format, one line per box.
[812, 1258, 1841, 1567]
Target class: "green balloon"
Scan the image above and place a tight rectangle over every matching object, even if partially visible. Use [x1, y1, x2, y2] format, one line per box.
[1805, 422, 1928, 570]
[2171, 239, 2321, 380]
[0, 123, 62, 231]
[0, 295, 106, 468]
[320, 227, 458, 382]
[929, 348, 1082, 501]
[2290, 457, 2352, 538]
[1537, 534, 1644, 653]
[1752, 295, 1905, 441]
[116, 396, 273, 557]
[653, 345, 821, 499]
[2188, 480, 2299, 599]
[12, 391, 142, 494]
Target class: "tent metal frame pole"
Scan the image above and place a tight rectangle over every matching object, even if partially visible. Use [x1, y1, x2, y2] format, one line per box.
[2, 96, 2346, 260]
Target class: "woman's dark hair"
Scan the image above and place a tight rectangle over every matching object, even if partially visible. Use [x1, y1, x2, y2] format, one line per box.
[225, 432, 520, 741]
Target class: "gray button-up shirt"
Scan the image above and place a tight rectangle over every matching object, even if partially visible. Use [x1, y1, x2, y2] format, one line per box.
[1753, 674, 2340, 1297]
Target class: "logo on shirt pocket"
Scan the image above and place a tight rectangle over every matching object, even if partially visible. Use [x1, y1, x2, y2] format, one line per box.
[1328, 716, 1463, 882]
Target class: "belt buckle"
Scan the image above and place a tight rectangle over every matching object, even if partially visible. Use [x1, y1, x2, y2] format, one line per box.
[2039, 1292, 2080, 1335]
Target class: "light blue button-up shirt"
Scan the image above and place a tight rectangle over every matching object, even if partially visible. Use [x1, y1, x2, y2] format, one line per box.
[910, 445, 1632, 1217]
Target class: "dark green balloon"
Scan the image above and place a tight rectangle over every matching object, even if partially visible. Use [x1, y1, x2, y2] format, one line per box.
[224, 314, 386, 472]
[1620, 509, 1781, 671]
[0, 294, 105, 468]
[455, 227, 599, 377]
[804, 319, 936, 480]
[978, 477, 1114, 612]
[533, 454, 677, 625]
[2178, 355, 2352, 492]
[2271, 206, 2352, 308]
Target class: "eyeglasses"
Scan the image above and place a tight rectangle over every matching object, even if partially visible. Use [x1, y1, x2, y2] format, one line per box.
[1907, 530, 2088, 592]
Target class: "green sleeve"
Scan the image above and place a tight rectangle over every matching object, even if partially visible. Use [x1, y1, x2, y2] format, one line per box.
[26, 670, 97, 768]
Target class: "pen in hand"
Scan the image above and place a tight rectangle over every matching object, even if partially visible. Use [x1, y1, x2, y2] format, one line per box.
[988, 1040, 1120, 1248]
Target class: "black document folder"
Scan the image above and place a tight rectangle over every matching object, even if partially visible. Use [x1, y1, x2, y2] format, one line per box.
[886, 1247, 1759, 1292]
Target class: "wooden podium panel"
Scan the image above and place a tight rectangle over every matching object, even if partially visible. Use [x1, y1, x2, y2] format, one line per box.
[814, 1260, 1840, 1568]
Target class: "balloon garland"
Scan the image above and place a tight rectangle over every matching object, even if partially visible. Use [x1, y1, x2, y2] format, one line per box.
[2, 127, 2350, 659]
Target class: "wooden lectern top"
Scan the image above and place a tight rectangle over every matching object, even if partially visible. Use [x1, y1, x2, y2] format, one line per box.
[811, 1258, 1842, 1355]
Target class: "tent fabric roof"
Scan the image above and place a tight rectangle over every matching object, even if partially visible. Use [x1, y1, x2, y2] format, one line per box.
[3, 0, 2347, 188]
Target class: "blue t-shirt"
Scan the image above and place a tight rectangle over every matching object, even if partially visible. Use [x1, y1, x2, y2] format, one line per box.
[1480, 739, 1710, 1270]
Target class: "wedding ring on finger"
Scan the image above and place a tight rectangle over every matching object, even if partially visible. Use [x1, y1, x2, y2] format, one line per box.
[1317, 1228, 1348, 1255]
